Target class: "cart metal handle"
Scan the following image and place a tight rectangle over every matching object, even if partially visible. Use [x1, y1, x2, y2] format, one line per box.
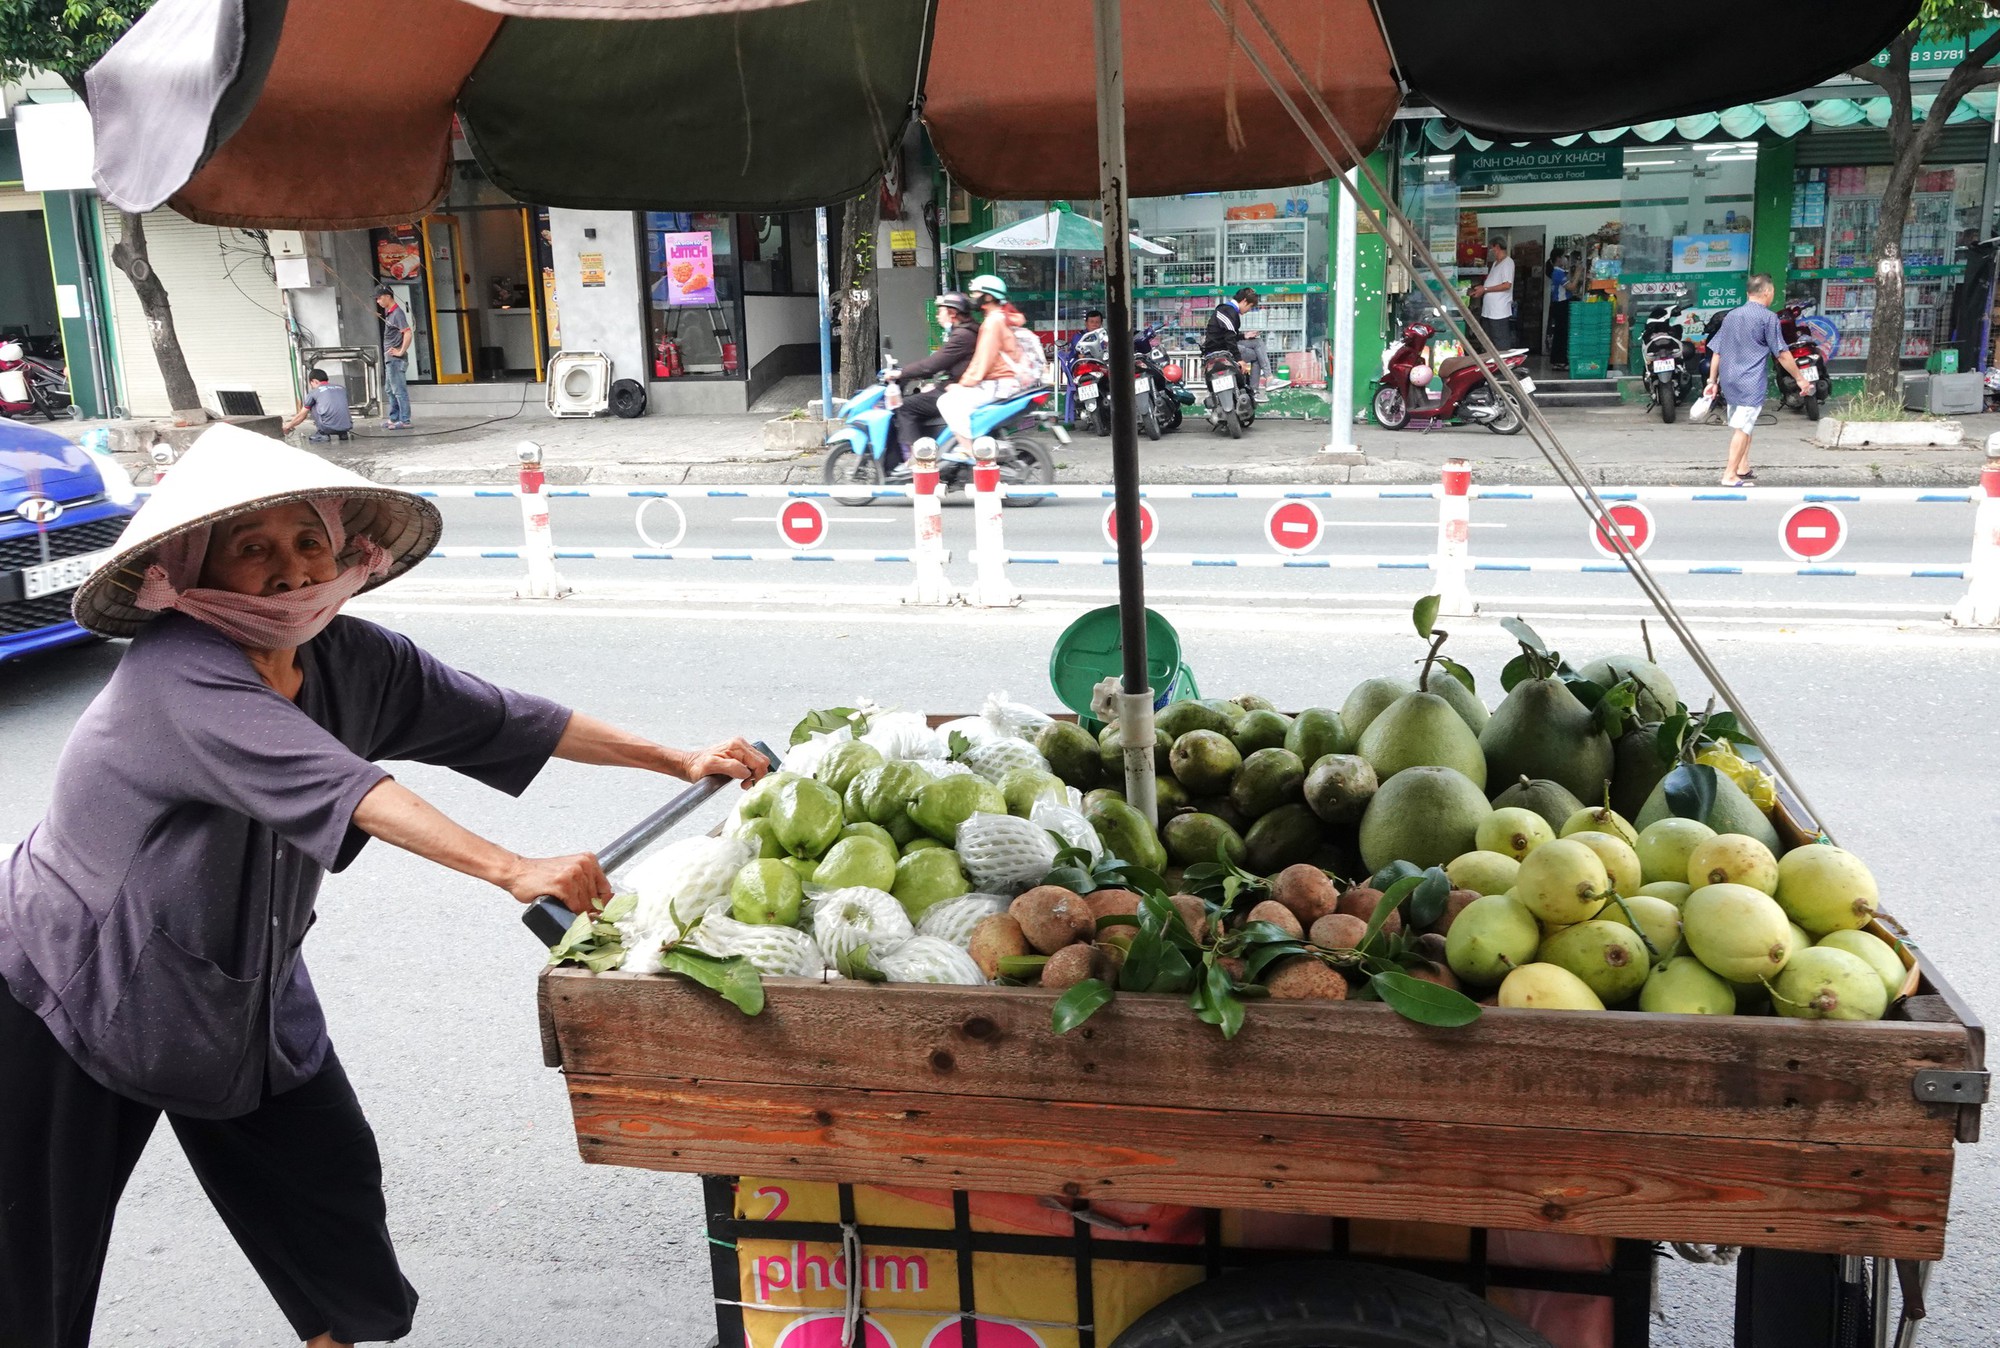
[521, 739, 781, 948]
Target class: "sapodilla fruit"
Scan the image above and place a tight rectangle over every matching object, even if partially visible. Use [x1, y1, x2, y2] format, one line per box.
[1635, 817, 1716, 887]
[1638, 956, 1736, 1015]
[1443, 893, 1540, 987]
[1686, 833, 1780, 895]
[1512, 837, 1611, 926]
[1475, 807, 1553, 862]
[1682, 883, 1794, 983]
[1816, 930, 1906, 1002]
[1246, 900, 1305, 940]
[1497, 963, 1605, 1011]
[1771, 946, 1889, 1021]
[1566, 830, 1642, 899]
[1774, 844, 1879, 936]
[1540, 920, 1650, 1005]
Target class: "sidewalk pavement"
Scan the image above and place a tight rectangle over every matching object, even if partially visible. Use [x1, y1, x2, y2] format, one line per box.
[72, 398, 2000, 489]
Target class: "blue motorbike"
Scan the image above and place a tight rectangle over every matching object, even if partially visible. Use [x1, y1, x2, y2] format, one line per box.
[820, 354, 1062, 507]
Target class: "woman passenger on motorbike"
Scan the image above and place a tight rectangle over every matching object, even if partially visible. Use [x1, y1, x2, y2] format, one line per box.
[936, 275, 1025, 445]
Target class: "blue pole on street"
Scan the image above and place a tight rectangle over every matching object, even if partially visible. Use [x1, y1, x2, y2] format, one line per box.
[816, 207, 834, 418]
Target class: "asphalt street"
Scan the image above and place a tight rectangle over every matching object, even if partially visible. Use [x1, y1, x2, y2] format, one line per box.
[2, 595, 1996, 1347]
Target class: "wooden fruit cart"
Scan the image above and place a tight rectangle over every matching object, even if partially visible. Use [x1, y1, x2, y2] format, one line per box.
[530, 749, 1986, 1348]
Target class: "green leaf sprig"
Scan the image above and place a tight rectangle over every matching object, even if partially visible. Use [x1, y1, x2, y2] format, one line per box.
[789, 706, 870, 747]
[547, 893, 639, 973]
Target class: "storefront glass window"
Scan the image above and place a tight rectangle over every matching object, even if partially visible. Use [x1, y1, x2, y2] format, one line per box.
[742, 212, 816, 296]
[644, 211, 742, 378]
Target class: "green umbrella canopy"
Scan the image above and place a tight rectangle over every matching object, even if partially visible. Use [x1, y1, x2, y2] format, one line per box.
[951, 207, 1170, 256]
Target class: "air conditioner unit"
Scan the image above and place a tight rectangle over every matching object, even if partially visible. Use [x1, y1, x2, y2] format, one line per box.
[547, 351, 611, 417]
[210, 385, 265, 417]
[1458, 184, 1501, 199]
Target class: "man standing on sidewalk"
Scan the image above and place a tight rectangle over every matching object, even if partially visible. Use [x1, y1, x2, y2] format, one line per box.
[1703, 274, 1812, 487]
[1469, 238, 1516, 350]
[376, 285, 413, 429]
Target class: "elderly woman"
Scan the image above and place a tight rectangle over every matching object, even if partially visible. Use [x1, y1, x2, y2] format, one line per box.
[0, 427, 767, 1348]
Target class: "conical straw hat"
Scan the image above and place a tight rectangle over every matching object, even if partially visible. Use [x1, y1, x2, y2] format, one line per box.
[71, 424, 441, 638]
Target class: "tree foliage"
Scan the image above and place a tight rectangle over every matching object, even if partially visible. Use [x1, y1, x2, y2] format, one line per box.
[0, 1, 147, 88]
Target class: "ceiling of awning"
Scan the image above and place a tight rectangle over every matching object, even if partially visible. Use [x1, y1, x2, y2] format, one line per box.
[1421, 91, 2000, 151]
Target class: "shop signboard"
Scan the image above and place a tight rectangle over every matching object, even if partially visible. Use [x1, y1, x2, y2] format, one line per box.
[376, 225, 422, 280]
[1869, 23, 2000, 70]
[661, 232, 718, 306]
[1453, 145, 1622, 186]
[1671, 235, 1752, 275]
[889, 229, 918, 267]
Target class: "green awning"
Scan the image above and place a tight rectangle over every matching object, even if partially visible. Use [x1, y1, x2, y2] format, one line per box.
[1422, 91, 2000, 151]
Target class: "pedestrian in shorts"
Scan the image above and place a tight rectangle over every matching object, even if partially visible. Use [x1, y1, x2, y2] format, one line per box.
[1702, 274, 1812, 487]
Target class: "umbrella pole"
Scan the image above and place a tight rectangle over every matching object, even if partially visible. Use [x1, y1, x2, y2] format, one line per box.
[1092, 0, 1157, 827]
[816, 206, 834, 420]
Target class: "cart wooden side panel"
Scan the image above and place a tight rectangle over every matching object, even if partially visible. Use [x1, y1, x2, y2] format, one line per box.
[539, 971, 1970, 1260]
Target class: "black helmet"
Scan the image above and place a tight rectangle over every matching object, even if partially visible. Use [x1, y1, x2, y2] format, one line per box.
[936, 291, 973, 318]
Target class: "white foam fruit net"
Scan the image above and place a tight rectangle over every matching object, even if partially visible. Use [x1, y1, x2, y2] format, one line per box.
[982, 691, 1054, 741]
[954, 813, 1059, 893]
[1030, 797, 1101, 865]
[915, 893, 1010, 946]
[862, 712, 944, 760]
[875, 935, 987, 985]
[810, 886, 914, 967]
[687, 915, 826, 978]
[959, 737, 1049, 785]
[624, 835, 753, 940]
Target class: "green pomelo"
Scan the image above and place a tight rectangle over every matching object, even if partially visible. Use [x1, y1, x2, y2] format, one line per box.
[1285, 708, 1353, 766]
[739, 770, 803, 820]
[771, 778, 845, 858]
[1540, 920, 1651, 1005]
[1633, 772, 1780, 853]
[1231, 709, 1294, 756]
[1445, 850, 1521, 897]
[1034, 721, 1104, 791]
[1230, 747, 1307, 819]
[1000, 767, 1068, 818]
[1478, 677, 1614, 807]
[1475, 807, 1554, 862]
[1089, 798, 1169, 873]
[1608, 725, 1672, 823]
[1340, 676, 1415, 740]
[1638, 956, 1736, 1015]
[1560, 806, 1638, 849]
[1357, 766, 1491, 872]
[1163, 812, 1248, 868]
[1567, 830, 1642, 898]
[840, 821, 899, 856]
[814, 836, 898, 892]
[1512, 837, 1611, 926]
[1575, 654, 1680, 724]
[847, 760, 933, 830]
[1635, 817, 1717, 886]
[1169, 730, 1243, 796]
[1444, 893, 1540, 987]
[1098, 721, 1173, 780]
[1497, 963, 1604, 1011]
[1772, 946, 1888, 1022]
[907, 775, 1008, 845]
[1686, 833, 1779, 895]
[730, 858, 804, 925]
[1682, 883, 1794, 983]
[1303, 754, 1377, 825]
[1816, 930, 1906, 1002]
[1157, 700, 1235, 740]
[1424, 669, 1490, 735]
[1357, 690, 1487, 789]
[1601, 894, 1685, 962]
[1489, 775, 1587, 832]
[1243, 803, 1323, 874]
[891, 847, 969, 920]
[1775, 844, 1879, 936]
[737, 816, 786, 860]
[1637, 880, 1694, 907]
[813, 740, 885, 796]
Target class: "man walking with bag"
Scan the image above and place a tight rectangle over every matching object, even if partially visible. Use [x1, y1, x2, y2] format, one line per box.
[1702, 274, 1812, 487]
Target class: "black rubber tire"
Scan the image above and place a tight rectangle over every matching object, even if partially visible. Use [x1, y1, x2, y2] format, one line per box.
[820, 445, 883, 505]
[1372, 385, 1410, 430]
[1142, 404, 1161, 441]
[997, 434, 1055, 506]
[1161, 396, 1184, 433]
[1225, 407, 1243, 439]
[608, 378, 647, 418]
[1093, 402, 1111, 437]
[1111, 1261, 1554, 1348]
[1486, 392, 1524, 435]
[1659, 382, 1677, 424]
[1803, 393, 1823, 421]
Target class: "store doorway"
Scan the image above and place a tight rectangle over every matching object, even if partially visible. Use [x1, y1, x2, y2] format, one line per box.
[0, 202, 63, 364]
[421, 215, 474, 384]
[1509, 226, 1547, 357]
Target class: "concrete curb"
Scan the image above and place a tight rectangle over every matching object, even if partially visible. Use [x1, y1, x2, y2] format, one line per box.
[1815, 417, 1965, 450]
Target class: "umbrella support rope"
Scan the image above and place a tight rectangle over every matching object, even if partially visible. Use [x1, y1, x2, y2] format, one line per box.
[1212, 0, 1831, 838]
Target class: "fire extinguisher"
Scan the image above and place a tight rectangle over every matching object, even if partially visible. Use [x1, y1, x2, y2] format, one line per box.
[667, 339, 685, 377]
[720, 325, 739, 377]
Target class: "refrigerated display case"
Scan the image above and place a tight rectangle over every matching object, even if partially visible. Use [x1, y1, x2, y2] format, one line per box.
[1812, 168, 1956, 362]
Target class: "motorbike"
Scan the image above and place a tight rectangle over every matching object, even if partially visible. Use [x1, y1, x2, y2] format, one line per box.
[1777, 302, 1830, 421]
[820, 351, 1063, 506]
[0, 340, 71, 420]
[1370, 321, 1531, 435]
[1135, 323, 1193, 438]
[1639, 302, 1701, 424]
[1201, 349, 1257, 439]
[1070, 328, 1111, 437]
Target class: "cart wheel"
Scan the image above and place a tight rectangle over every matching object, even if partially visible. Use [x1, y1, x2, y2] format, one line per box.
[1110, 1261, 1554, 1348]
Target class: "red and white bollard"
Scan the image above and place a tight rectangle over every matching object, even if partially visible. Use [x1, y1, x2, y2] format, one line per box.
[1434, 458, 1476, 616]
[969, 437, 1018, 607]
[516, 441, 571, 600]
[1951, 452, 2000, 628]
[907, 440, 954, 605]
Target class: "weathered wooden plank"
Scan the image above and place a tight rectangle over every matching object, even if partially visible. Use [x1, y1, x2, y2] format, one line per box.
[541, 970, 1968, 1148]
[562, 1074, 1952, 1261]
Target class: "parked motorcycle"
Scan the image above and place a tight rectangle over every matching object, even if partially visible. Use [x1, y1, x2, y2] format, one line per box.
[0, 340, 71, 420]
[1071, 328, 1111, 437]
[1777, 302, 1830, 421]
[1202, 349, 1257, 439]
[1136, 323, 1192, 437]
[1371, 321, 1531, 435]
[821, 352, 1062, 505]
[1640, 302, 1700, 424]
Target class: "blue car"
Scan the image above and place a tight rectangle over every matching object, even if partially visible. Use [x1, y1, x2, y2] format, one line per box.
[1, 419, 140, 662]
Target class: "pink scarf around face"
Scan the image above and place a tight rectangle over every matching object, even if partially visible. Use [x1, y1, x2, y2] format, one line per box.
[134, 497, 391, 649]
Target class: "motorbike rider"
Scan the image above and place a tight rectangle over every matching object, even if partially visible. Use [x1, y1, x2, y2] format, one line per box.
[937, 274, 1028, 446]
[1202, 287, 1259, 373]
[887, 292, 978, 477]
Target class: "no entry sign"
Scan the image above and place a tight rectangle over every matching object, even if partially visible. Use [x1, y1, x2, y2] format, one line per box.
[777, 498, 828, 549]
[1590, 502, 1656, 559]
[1102, 500, 1158, 551]
[1264, 499, 1324, 554]
[1779, 502, 1848, 561]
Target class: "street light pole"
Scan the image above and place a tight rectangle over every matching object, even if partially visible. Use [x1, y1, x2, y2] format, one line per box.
[1092, 0, 1157, 826]
[815, 205, 834, 419]
[1328, 168, 1358, 451]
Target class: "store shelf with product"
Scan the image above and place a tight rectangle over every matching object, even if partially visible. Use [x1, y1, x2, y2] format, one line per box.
[1810, 169, 1958, 363]
[1223, 218, 1313, 286]
[1138, 227, 1222, 289]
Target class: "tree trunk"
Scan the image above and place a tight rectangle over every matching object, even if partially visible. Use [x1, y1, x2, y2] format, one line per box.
[109, 211, 207, 422]
[836, 187, 881, 399]
[1864, 155, 1919, 399]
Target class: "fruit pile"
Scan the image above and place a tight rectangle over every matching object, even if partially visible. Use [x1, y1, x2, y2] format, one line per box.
[558, 613, 1907, 1032]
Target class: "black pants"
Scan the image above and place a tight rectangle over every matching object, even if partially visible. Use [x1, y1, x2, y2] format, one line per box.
[891, 388, 947, 469]
[0, 987, 417, 1347]
[1548, 302, 1570, 364]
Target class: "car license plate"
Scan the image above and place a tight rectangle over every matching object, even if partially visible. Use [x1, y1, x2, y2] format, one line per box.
[23, 547, 113, 600]
[1211, 372, 1236, 391]
[1079, 384, 1098, 403]
[1802, 368, 1817, 384]
[1134, 376, 1152, 396]
[1652, 359, 1677, 374]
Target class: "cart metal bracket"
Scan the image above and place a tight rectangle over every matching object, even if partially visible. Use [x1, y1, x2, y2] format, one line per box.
[1911, 1068, 1989, 1106]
